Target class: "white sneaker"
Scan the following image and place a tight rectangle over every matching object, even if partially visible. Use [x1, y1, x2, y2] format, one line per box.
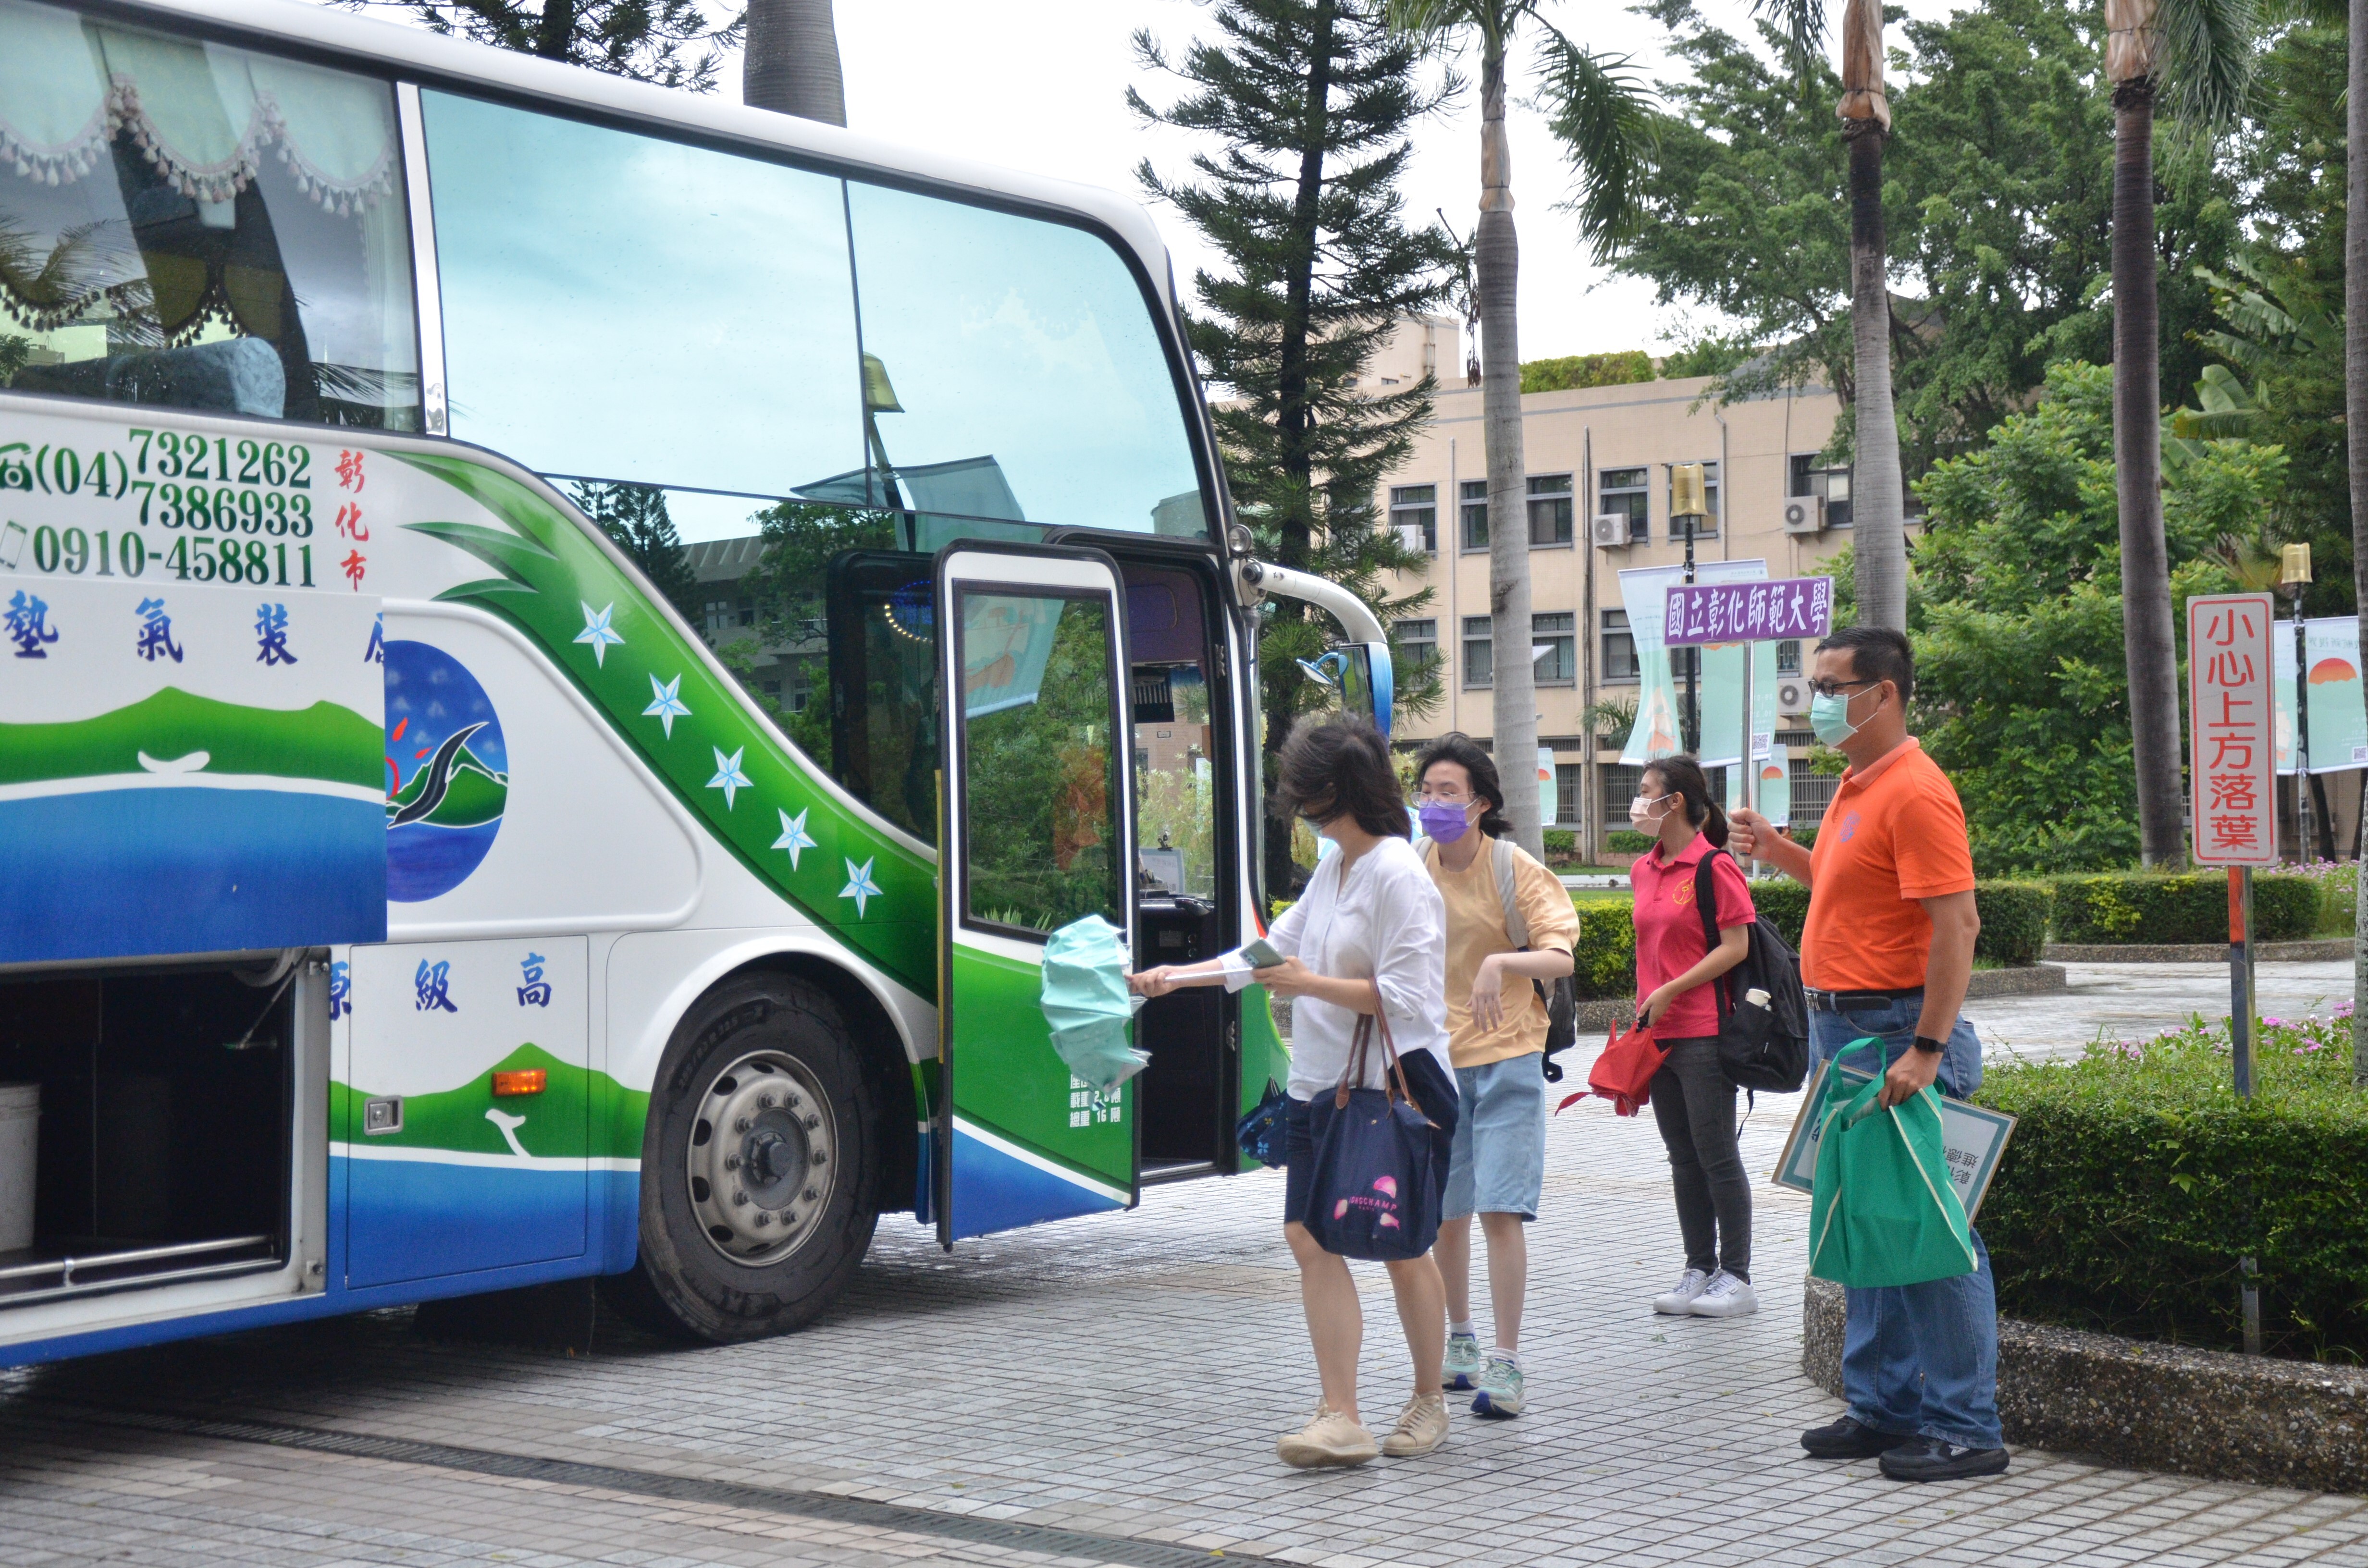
[1652, 1267, 1710, 1315]
[1688, 1270, 1759, 1318]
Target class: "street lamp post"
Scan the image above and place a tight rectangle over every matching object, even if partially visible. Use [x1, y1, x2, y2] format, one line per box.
[1673, 463, 1709, 755]
[2282, 543, 2313, 863]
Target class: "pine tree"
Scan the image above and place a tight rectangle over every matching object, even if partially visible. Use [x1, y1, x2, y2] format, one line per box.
[1132, 0, 1457, 899]
[344, 1, 742, 91]
[573, 481, 702, 619]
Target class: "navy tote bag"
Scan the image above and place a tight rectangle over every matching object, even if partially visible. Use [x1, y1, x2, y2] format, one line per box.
[1303, 982, 1446, 1261]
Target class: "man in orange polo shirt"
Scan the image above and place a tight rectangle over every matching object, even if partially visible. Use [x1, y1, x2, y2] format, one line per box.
[1729, 625, 2005, 1483]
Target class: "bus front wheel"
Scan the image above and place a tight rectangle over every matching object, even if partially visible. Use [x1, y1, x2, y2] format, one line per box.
[608, 973, 880, 1341]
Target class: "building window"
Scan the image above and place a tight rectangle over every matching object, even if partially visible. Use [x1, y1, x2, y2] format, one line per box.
[1526, 473, 1574, 546]
[1603, 763, 1643, 831]
[1776, 638, 1801, 675]
[1389, 485, 1438, 553]
[1460, 479, 1489, 551]
[1462, 615, 1493, 688]
[1790, 454, 1853, 527]
[1599, 467, 1650, 543]
[1554, 763, 1584, 830]
[1533, 612, 1575, 684]
[1601, 609, 1639, 683]
[1394, 618, 1439, 681]
[738, 597, 756, 628]
[1667, 461, 1719, 540]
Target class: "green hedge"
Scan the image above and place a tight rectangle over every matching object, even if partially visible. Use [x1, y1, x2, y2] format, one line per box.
[1605, 829, 1656, 853]
[1570, 895, 1638, 1000]
[1978, 1016, 2368, 1360]
[1543, 828, 1576, 858]
[1745, 879, 2051, 967]
[2052, 872, 2318, 945]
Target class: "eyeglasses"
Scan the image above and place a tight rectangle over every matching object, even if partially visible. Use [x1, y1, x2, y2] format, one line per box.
[1412, 788, 1474, 805]
[1805, 677, 1880, 699]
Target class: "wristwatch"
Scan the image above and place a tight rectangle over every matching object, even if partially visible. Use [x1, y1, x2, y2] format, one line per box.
[1911, 1034, 1946, 1055]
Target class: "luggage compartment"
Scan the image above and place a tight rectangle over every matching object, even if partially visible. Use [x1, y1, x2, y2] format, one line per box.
[0, 954, 309, 1308]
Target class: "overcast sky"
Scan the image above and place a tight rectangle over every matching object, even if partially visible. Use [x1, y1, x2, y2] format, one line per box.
[828, 0, 1963, 365]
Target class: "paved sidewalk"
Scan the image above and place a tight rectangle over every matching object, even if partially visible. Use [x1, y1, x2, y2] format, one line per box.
[5, 1043, 2367, 1567]
[1972, 960, 2353, 1062]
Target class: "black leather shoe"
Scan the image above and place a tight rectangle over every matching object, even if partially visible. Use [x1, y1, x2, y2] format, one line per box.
[1879, 1439, 2012, 1481]
[1800, 1416, 1918, 1458]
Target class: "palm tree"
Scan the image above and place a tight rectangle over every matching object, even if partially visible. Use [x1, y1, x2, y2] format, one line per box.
[1384, 0, 1652, 856]
[743, 0, 845, 126]
[2103, 0, 2253, 868]
[1741, 0, 1905, 631]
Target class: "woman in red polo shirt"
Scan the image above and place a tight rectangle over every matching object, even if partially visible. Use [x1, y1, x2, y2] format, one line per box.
[1627, 755, 1758, 1320]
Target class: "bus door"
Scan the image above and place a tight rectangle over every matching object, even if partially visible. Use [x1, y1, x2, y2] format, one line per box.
[932, 544, 1137, 1245]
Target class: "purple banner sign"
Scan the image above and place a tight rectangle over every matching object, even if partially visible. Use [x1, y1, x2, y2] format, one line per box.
[1663, 576, 1834, 646]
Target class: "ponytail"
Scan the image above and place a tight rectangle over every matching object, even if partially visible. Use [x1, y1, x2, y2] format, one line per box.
[1642, 754, 1728, 848]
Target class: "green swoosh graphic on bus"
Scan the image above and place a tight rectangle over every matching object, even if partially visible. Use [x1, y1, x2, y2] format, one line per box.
[332, 1044, 649, 1161]
[395, 452, 937, 999]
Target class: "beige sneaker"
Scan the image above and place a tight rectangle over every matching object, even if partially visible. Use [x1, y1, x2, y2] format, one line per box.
[1380, 1392, 1450, 1458]
[1276, 1405, 1379, 1469]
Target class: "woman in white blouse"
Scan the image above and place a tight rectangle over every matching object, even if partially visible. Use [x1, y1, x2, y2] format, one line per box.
[1133, 715, 1457, 1469]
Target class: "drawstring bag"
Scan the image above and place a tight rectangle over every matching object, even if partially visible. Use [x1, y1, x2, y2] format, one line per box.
[1302, 982, 1444, 1261]
[1808, 1039, 1979, 1288]
[1038, 915, 1149, 1093]
[1235, 1078, 1290, 1169]
[1570, 1016, 1666, 1117]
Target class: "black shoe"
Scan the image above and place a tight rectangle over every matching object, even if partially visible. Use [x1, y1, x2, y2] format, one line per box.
[1800, 1415, 1918, 1459]
[1879, 1439, 2012, 1482]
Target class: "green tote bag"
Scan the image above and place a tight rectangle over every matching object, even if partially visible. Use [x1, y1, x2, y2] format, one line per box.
[1808, 1040, 1979, 1289]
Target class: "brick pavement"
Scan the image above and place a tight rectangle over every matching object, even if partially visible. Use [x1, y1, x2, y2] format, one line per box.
[4, 1045, 2367, 1567]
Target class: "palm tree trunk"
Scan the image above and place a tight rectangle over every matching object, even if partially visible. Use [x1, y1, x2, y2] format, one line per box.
[743, 0, 847, 127]
[2347, 0, 2368, 1083]
[1844, 122, 1905, 631]
[2111, 78, 2186, 868]
[1477, 31, 1540, 856]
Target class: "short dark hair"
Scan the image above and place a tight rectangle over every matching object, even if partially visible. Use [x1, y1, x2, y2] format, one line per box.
[1815, 625, 1914, 703]
[1412, 732, 1511, 837]
[1273, 713, 1409, 839]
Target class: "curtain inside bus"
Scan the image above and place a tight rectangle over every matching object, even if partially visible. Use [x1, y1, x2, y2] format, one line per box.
[0, 0, 420, 426]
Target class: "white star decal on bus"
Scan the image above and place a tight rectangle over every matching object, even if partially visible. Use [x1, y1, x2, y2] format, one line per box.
[839, 857, 881, 917]
[575, 601, 625, 666]
[706, 746, 751, 810]
[642, 673, 691, 737]
[773, 807, 815, 869]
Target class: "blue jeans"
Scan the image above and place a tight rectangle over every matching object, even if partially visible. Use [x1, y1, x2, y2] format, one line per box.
[1810, 994, 2003, 1450]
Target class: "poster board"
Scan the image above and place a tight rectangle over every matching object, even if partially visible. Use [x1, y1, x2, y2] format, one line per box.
[1772, 1057, 2018, 1223]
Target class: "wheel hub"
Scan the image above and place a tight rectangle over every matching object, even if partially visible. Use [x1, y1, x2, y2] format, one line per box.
[687, 1051, 835, 1266]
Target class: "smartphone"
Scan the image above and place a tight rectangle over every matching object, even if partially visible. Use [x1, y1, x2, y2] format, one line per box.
[1238, 937, 1287, 970]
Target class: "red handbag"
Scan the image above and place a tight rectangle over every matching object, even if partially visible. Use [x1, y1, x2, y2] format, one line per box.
[1562, 1017, 1667, 1117]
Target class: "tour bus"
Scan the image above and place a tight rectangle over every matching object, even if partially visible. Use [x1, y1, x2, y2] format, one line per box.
[0, 0, 1391, 1360]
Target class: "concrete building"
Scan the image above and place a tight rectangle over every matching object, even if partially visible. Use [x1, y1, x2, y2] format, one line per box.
[1368, 315, 1856, 856]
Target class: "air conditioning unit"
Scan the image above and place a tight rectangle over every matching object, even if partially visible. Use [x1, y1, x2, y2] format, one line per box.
[1782, 494, 1826, 535]
[1591, 514, 1630, 549]
[1394, 523, 1429, 553]
[1775, 677, 1810, 718]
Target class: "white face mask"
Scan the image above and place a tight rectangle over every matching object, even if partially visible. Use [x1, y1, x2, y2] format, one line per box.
[1629, 792, 1677, 829]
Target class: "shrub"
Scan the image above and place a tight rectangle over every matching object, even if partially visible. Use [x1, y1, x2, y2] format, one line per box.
[2052, 871, 2318, 945]
[1605, 829, 1656, 853]
[1569, 894, 1638, 1000]
[1788, 824, 1818, 850]
[1978, 1011, 2368, 1361]
[1742, 879, 2050, 967]
[2280, 859, 2359, 936]
[1542, 828, 1576, 859]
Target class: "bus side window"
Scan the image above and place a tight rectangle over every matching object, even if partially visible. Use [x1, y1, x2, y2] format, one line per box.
[844, 183, 1205, 539]
[419, 90, 864, 502]
[0, 0, 420, 427]
[823, 549, 938, 846]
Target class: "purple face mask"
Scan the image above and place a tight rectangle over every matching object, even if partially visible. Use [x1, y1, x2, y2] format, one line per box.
[1418, 799, 1476, 843]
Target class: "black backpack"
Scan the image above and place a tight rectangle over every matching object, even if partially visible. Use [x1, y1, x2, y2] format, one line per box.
[1692, 853, 1810, 1094]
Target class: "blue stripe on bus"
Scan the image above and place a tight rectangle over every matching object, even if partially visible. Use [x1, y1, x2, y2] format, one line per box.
[948, 1125, 1123, 1240]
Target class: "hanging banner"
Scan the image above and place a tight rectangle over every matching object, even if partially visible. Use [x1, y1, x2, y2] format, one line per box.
[1538, 746, 1556, 827]
[2270, 615, 2368, 774]
[1619, 559, 1768, 767]
[1662, 576, 1835, 646]
[1758, 743, 1792, 828]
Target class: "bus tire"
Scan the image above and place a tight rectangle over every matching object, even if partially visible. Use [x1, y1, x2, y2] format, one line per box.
[610, 973, 879, 1342]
